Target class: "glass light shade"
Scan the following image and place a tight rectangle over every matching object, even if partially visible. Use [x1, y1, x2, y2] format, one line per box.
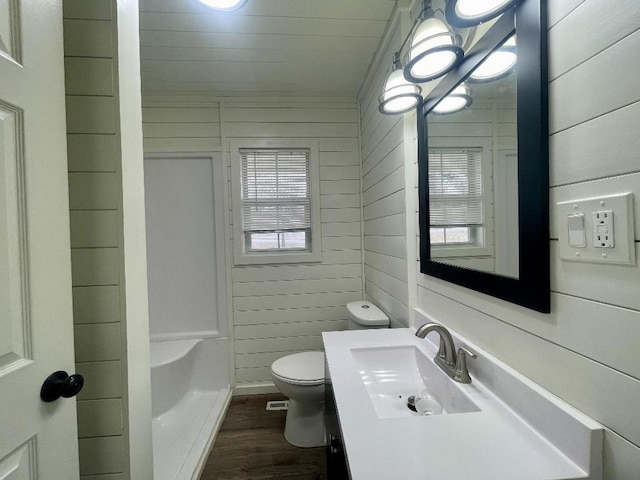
[196, 0, 248, 11]
[404, 18, 463, 82]
[455, 0, 513, 18]
[469, 36, 516, 82]
[432, 84, 472, 114]
[379, 69, 422, 114]
[446, 0, 518, 27]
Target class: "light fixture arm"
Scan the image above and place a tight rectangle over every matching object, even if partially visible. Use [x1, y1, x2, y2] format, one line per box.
[391, 51, 402, 70]
[418, 0, 434, 21]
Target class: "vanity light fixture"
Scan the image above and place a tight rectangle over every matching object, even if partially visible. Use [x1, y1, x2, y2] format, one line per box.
[378, 0, 465, 115]
[195, 0, 248, 11]
[404, 4, 464, 83]
[446, 0, 521, 28]
[378, 53, 423, 115]
[432, 84, 472, 114]
[468, 35, 517, 83]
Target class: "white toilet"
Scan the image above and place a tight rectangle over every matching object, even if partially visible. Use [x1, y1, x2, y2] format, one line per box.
[270, 300, 389, 447]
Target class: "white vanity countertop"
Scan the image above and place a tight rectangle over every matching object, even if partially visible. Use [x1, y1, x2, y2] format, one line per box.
[323, 326, 603, 480]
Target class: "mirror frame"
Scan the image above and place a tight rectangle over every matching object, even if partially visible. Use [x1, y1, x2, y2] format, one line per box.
[417, 0, 550, 313]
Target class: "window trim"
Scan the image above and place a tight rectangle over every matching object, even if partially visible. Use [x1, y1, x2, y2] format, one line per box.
[230, 139, 321, 265]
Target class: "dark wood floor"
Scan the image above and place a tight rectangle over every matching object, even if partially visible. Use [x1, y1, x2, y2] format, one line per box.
[199, 394, 326, 480]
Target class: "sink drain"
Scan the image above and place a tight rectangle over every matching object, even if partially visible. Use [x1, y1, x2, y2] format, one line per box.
[406, 395, 417, 413]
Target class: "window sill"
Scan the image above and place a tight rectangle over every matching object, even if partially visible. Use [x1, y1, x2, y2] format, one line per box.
[431, 245, 493, 258]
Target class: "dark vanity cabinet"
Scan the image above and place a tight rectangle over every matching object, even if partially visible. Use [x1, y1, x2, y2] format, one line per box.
[325, 379, 349, 479]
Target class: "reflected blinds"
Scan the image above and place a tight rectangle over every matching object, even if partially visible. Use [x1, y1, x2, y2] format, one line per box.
[240, 149, 311, 233]
[428, 148, 483, 227]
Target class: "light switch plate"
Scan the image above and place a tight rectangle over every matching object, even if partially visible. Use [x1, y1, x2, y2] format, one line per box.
[556, 193, 635, 265]
[567, 213, 586, 248]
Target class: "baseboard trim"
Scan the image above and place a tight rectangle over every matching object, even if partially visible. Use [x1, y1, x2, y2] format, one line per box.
[233, 381, 279, 396]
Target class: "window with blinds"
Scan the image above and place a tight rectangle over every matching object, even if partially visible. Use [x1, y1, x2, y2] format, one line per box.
[240, 148, 312, 253]
[428, 148, 483, 246]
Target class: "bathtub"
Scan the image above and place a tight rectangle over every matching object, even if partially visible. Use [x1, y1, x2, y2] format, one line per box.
[150, 338, 231, 480]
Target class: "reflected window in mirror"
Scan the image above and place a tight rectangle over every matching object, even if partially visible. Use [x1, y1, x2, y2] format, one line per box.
[428, 147, 486, 251]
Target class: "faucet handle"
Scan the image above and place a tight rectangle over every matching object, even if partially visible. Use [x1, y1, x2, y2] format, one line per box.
[454, 347, 477, 384]
[437, 337, 448, 363]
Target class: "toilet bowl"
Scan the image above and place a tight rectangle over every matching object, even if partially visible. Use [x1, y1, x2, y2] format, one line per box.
[271, 351, 325, 448]
[270, 301, 389, 448]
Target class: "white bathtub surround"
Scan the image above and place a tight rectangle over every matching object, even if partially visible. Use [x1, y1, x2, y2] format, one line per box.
[151, 339, 232, 480]
[144, 153, 228, 342]
[144, 151, 232, 479]
[323, 316, 603, 479]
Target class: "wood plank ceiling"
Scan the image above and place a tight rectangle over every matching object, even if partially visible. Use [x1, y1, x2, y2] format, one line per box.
[138, 0, 398, 97]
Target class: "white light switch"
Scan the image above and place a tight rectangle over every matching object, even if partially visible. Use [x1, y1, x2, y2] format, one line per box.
[556, 193, 635, 265]
[567, 213, 586, 248]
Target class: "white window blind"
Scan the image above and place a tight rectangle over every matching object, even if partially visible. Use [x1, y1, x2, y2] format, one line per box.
[428, 148, 483, 227]
[240, 148, 311, 235]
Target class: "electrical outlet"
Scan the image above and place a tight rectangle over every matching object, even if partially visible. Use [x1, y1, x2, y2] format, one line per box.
[592, 211, 614, 248]
[556, 193, 635, 265]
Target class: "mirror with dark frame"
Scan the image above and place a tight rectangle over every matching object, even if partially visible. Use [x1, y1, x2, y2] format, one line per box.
[417, 0, 549, 313]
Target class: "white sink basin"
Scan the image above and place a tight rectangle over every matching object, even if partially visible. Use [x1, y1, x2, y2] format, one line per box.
[323, 312, 603, 480]
[351, 345, 479, 418]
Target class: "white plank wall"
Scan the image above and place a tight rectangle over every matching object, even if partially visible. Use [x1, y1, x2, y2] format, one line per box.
[63, 1, 127, 479]
[359, 21, 411, 327]
[142, 96, 221, 152]
[64, 0, 127, 480]
[142, 97, 363, 385]
[359, 0, 640, 477]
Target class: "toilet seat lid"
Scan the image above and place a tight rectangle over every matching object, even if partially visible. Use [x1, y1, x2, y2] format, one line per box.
[271, 352, 324, 385]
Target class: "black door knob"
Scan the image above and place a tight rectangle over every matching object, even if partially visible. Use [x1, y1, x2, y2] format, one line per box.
[40, 371, 84, 402]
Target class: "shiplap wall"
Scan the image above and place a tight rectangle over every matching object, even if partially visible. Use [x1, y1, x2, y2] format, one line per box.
[64, 1, 127, 478]
[360, 0, 640, 477]
[359, 20, 412, 328]
[142, 97, 363, 386]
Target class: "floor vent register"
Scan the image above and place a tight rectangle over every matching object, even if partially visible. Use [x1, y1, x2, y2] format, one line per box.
[266, 400, 289, 411]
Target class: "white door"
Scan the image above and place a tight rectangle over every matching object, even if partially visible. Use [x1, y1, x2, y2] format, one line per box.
[0, 1, 80, 478]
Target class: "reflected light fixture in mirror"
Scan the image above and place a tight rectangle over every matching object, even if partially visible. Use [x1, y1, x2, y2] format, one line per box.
[379, 53, 423, 114]
[446, 0, 521, 27]
[195, 0, 248, 11]
[404, 14, 464, 82]
[468, 35, 517, 82]
[432, 84, 472, 114]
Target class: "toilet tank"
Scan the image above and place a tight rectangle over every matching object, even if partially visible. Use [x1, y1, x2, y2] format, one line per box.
[346, 301, 389, 330]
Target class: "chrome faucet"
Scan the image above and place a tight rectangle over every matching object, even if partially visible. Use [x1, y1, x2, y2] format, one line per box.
[415, 323, 477, 384]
